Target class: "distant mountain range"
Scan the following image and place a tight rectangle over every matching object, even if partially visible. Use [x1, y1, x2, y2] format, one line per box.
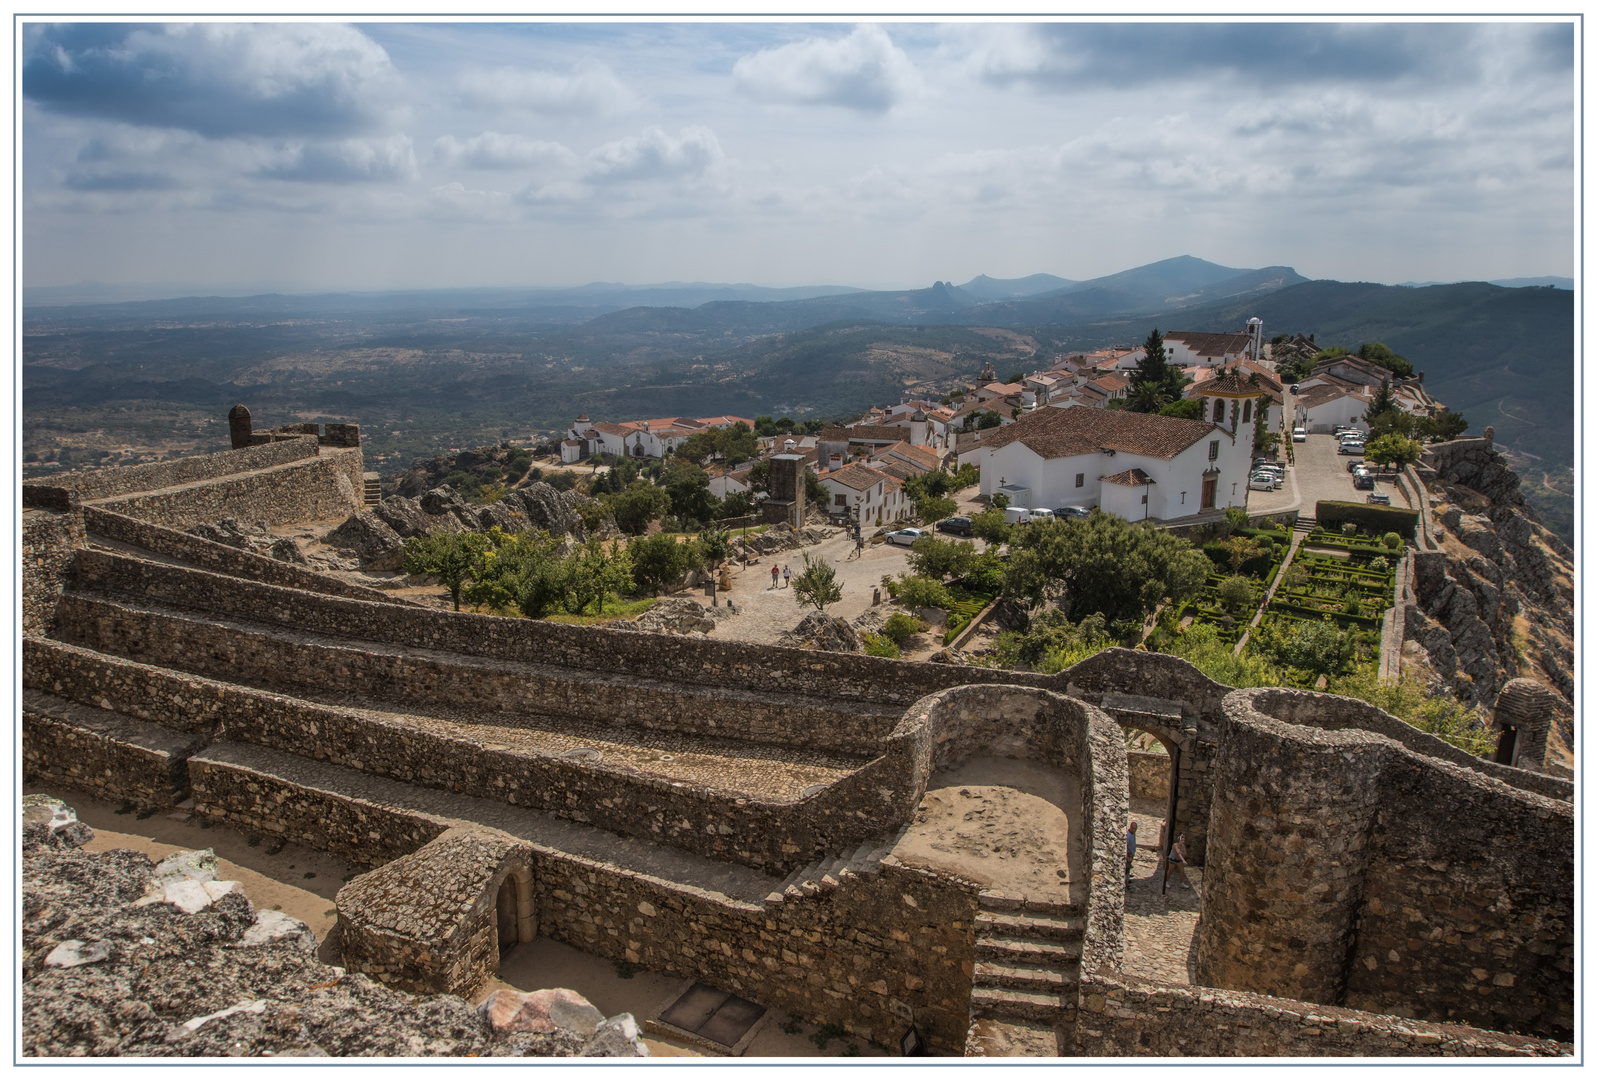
[1398, 277, 1572, 290]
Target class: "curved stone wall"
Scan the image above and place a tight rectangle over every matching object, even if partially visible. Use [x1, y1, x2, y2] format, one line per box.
[1197, 687, 1573, 1040]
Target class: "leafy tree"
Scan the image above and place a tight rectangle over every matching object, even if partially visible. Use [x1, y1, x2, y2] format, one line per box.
[1253, 619, 1355, 678]
[1368, 409, 1418, 439]
[973, 410, 1003, 430]
[607, 480, 670, 535]
[803, 469, 828, 506]
[1417, 410, 1469, 443]
[1161, 624, 1287, 688]
[1221, 535, 1264, 573]
[545, 471, 577, 493]
[1217, 575, 1253, 610]
[1364, 433, 1424, 470]
[970, 508, 1012, 545]
[402, 529, 491, 611]
[1158, 398, 1204, 420]
[1004, 514, 1212, 623]
[1364, 378, 1400, 426]
[662, 461, 716, 526]
[907, 536, 978, 581]
[744, 459, 772, 493]
[1011, 611, 1112, 669]
[629, 533, 699, 595]
[991, 492, 1010, 511]
[1252, 400, 1279, 455]
[1357, 341, 1414, 378]
[915, 495, 959, 525]
[791, 552, 843, 611]
[697, 523, 732, 567]
[892, 574, 954, 610]
[880, 612, 925, 645]
[1311, 346, 1349, 363]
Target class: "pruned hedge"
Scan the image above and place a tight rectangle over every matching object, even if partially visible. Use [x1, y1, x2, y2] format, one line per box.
[1315, 500, 1419, 541]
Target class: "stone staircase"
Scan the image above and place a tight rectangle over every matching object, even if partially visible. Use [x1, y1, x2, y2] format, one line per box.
[965, 891, 1086, 1052]
[1294, 514, 1317, 535]
[761, 828, 909, 907]
[362, 472, 382, 507]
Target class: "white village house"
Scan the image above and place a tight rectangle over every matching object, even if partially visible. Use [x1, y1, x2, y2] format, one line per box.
[817, 462, 910, 527]
[974, 374, 1268, 521]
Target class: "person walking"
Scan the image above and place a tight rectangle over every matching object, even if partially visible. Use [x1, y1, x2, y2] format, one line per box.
[782, 564, 791, 589]
[770, 564, 779, 590]
[1126, 820, 1138, 883]
[1165, 833, 1191, 890]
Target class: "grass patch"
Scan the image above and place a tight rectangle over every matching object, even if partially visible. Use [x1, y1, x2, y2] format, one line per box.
[545, 596, 660, 625]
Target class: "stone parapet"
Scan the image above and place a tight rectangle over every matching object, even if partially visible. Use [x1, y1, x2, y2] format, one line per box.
[1075, 971, 1569, 1057]
[29, 437, 319, 503]
[22, 690, 206, 808]
[94, 447, 363, 530]
[22, 507, 86, 637]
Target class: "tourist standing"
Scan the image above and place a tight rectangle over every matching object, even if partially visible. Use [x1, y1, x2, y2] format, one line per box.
[782, 564, 791, 589]
[771, 564, 779, 589]
[1126, 820, 1137, 882]
[1166, 833, 1191, 890]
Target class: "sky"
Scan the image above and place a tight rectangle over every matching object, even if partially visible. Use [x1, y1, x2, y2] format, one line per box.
[19, 19, 1577, 294]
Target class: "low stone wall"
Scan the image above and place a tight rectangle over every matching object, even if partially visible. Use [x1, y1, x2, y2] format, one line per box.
[22, 692, 205, 808]
[93, 446, 364, 530]
[25, 636, 908, 874]
[1126, 750, 1171, 801]
[1197, 687, 1573, 1040]
[1075, 971, 1569, 1057]
[22, 508, 85, 637]
[23, 436, 320, 504]
[82, 506, 404, 605]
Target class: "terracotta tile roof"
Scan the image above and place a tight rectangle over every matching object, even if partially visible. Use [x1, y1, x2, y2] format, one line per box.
[824, 463, 891, 491]
[1100, 467, 1156, 487]
[1166, 331, 1254, 358]
[877, 442, 941, 471]
[695, 415, 755, 428]
[590, 421, 632, 437]
[1091, 373, 1131, 393]
[979, 403, 1218, 460]
[1197, 370, 1272, 397]
[983, 381, 1026, 395]
[1295, 383, 1368, 410]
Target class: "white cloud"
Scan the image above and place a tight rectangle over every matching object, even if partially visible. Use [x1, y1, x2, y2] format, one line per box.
[431, 132, 578, 172]
[733, 25, 920, 112]
[260, 135, 418, 184]
[584, 126, 724, 184]
[458, 60, 637, 117]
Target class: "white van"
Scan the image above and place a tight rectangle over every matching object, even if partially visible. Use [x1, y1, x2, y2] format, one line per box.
[1003, 506, 1033, 525]
[1028, 508, 1056, 524]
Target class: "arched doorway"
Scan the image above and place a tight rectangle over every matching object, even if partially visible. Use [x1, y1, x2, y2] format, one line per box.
[493, 867, 536, 960]
[1123, 728, 1180, 885]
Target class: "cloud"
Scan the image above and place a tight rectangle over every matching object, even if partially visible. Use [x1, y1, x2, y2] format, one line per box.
[62, 169, 178, 192]
[733, 25, 919, 112]
[23, 22, 398, 138]
[259, 135, 417, 183]
[431, 132, 578, 172]
[583, 126, 723, 184]
[458, 60, 637, 116]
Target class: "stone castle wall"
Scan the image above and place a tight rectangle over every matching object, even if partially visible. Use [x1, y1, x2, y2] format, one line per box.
[24, 437, 320, 503]
[1075, 971, 1568, 1057]
[22, 508, 85, 637]
[93, 446, 364, 530]
[1126, 751, 1172, 802]
[1196, 688, 1573, 1040]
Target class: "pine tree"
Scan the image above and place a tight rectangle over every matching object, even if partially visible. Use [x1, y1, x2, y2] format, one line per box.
[1364, 378, 1400, 425]
[1136, 328, 1169, 388]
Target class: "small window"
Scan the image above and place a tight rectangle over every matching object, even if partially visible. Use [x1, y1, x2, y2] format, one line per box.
[1242, 399, 1252, 423]
[1213, 399, 1225, 423]
[1209, 440, 1219, 461]
[834, 494, 846, 506]
[1075, 473, 1085, 488]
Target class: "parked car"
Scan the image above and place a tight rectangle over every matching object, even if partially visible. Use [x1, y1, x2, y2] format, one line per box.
[1052, 505, 1092, 520]
[1248, 474, 1277, 492]
[1290, 384, 1301, 394]
[1252, 460, 1285, 476]
[1353, 472, 1375, 490]
[1339, 441, 1365, 455]
[936, 516, 973, 536]
[886, 528, 928, 547]
[1346, 458, 1368, 473]
[1292, 426, 1307, 442]
[1028, 508, 1056, 524]
[1367, 492, 1391, 505]
[1003, 506, 1033, 525]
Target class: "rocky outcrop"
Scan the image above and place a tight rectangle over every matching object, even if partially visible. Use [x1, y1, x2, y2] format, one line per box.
[630, 597, 718, 636]
[731, 522, 834, 557]
[506, 483, 608, 542]
[1405, 441, 1573, 711]
[324, 510, 407, 572]
[780, 611, 861, 652]
[21, 795, 646, 1058]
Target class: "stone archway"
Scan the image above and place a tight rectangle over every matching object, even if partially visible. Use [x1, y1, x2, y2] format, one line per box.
[493, 865, 537, 957]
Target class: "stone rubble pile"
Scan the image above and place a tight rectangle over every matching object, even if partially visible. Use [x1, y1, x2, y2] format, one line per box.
[780, 611, 861, 653]
[187, 518, 327, 570]
[628, 597, 720, 636]
[731, 522, 834, 557]
[21, 795, 646, 1058]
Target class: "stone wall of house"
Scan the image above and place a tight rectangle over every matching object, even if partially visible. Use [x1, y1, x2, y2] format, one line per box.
[23, 436, 320, 503]
[82, 506, 403, 604]
[1074, 971, 1569, 1057]
[89, 446, 364, 530]
[1126, 750, 1171, 801]
[22, 508, 85, 637]
[1197, 687, 1573, 1041]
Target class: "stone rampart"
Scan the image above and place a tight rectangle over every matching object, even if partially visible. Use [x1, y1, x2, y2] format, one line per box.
[1075, 971, 1569, 1057]
[1126, 750, 1171, 801]
[1197, 687, 1573, 1040]
[22, 508, 85, 637]
[82, 506, 405, 605]
[26, 437, 320, 502]
[93, 446, 364, 529]
[22, 692, 205, 808]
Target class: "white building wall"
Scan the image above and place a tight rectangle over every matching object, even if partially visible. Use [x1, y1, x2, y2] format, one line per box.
[1300, 398, 1369, 434]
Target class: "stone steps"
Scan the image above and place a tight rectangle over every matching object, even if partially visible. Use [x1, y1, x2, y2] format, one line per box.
[973, 911, 1086, 944]
[763, 829, 907, 907]
[968, 986, 1075, 1026]
[965, 892, 1085, 1051]
[974, 935, 1082, 966]
[362, 472, 382, 507]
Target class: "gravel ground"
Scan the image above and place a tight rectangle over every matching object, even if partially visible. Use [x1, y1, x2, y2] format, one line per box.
[1121, 796, 1203, 986]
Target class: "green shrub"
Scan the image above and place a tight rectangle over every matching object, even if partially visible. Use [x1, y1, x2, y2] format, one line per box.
[881, 612, 924, 645]
[861, 632, 901, 658]
[1315, 500, 1419, 541]
[1217, 575, 1253, 610]
[1368, 556, 1389, 573]
[1382, 532, 1402, 549]
[894, 574, 954, 611]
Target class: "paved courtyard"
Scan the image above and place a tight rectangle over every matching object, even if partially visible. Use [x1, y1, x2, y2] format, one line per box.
[1246, 424, 1412, 519]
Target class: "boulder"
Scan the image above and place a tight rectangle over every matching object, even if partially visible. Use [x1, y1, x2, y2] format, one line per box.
[579, 1014, 649, 1058]
[236, 910, 317, 951]
[266, 537, 306, 565]
[632, 597, 716, 636]
[780, 611, 860, 653]
[510, 483, 600, 540]
[477, 500, 529, 533]
[479, 988, 604, 1039]
[324, 510, 406, 572]
[44, 940, 110, 969]
[419, 485, 468, 516]
[22, 794, 94, 852]
[373, 495, 437, 539]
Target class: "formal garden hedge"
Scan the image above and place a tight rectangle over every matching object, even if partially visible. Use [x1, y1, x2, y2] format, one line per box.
[1314, 500, 1419, 540]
